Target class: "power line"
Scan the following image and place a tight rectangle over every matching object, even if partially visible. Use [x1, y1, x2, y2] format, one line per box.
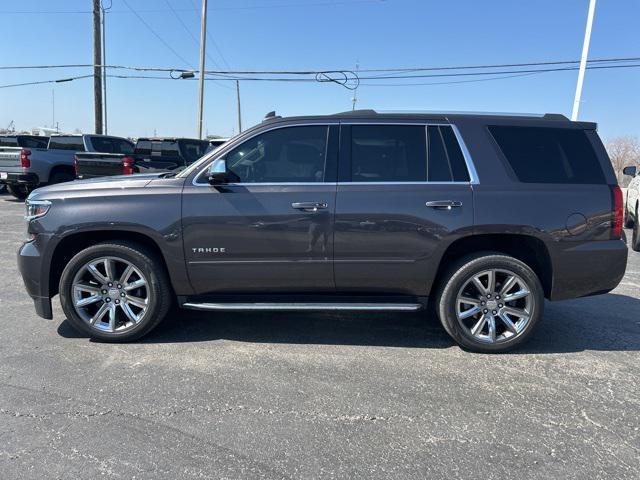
[3, 55, 638, 74]
[163, 0, 221, 70]
[121, 0, 193, 68]
[1, 62, 639, 90]
[187, 0, 231, 69]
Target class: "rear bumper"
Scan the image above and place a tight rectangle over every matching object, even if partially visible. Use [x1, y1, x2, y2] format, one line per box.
[550, 239, 628, 300]
[17, 235, 55, 320]
[0, 171, 39, 186]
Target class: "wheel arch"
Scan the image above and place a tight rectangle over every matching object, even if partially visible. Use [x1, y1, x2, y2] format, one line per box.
[48, 164, 76, 183]
[49, 229, 170, 298]
[432, 233, 553, 299]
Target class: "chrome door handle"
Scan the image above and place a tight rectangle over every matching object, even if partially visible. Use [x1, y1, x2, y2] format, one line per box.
[292, 202, 328, 212]
[426, 200, 463, 210]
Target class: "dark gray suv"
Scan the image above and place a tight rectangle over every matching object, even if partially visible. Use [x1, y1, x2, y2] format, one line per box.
[17, 110, 628, 352]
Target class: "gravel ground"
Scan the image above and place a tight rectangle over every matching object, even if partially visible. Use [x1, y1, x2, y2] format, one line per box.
[1, 194, 639, 479]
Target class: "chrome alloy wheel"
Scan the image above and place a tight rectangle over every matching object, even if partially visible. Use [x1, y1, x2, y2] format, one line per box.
[71, 256, 150, 333]
[455, 269, 533, 344]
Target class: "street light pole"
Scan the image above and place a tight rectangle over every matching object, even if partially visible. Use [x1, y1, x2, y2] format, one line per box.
[571, 0, 597, 121]
[196, 0, 208, 139]
[236, 80, 242, 133]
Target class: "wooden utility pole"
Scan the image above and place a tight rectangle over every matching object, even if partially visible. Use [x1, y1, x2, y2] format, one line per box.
[93, 0, 104, 134]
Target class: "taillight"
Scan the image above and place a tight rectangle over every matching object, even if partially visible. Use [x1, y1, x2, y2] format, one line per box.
[20, 149, 31, 168]
[122, 156, 135, 175]
[611, 185, 623, 239]
[73, 155, 79, 177]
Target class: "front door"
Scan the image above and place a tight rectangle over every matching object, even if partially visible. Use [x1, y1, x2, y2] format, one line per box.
[334, 123, 475, 295]
[182, 124, 338, 294]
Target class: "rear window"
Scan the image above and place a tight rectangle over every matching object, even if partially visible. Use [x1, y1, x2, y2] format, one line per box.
[48, 136, 85, 151]
[489, 126, 605, 184]
[18, 136, 49, 149]
[179, 140, 209, 164]
[0, 137, 18, 147]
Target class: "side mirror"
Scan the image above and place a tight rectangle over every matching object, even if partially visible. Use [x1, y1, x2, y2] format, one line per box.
[622, 165, 637, 177]
[207, 158, 228, 184]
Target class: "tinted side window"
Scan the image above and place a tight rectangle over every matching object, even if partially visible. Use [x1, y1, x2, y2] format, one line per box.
[427, 126, 471, 182]
[48, 136, 85, 151]
[351, 125, 426, 182]
[18, 136, 49, 148]
[225, 126, 327, 183]
[489, 126, 605, 184]
[160, 141, 180, 158]
[134, 140, 151, 155]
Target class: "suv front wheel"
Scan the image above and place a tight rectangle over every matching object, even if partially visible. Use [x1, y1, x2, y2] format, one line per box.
[436, 253, 544, 353]
[59, 241, 172, 342]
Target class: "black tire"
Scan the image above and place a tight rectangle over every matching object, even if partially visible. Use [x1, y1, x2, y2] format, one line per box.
[624, 199, 635, 228]
[435, 252, 544, 353]
[59, 241, 173, 342]
[632, 209, 640, 252]
[49, 171, 75, 184]
[6, 184, 30, 200]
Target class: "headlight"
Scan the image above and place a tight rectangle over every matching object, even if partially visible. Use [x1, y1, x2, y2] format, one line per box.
[25, 199, 51, 221]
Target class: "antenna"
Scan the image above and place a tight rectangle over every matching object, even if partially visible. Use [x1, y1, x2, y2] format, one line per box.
[352, 61, 359, 111]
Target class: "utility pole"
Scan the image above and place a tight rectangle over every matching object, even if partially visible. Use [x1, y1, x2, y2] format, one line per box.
[236, 80, 242, 133]
[101, 1, 109, 134]
[92, 0, 104, 134]
[571, 0, 597, 121]
[52, 89, 55, 128]
[196, 0, 208, 139]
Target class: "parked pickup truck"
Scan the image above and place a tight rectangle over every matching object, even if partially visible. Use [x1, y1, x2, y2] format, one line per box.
[0, 134, 134, 200]
[75, 137, 213, 179]
[0, 135, 50, 194]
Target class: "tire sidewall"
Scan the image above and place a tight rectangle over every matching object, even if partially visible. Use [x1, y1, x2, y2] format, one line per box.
[59, 243, 168, 341]
[438, 254, 544, 353]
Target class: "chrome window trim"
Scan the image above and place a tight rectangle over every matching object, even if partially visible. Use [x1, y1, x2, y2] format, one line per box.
[191, 120, 479, 186]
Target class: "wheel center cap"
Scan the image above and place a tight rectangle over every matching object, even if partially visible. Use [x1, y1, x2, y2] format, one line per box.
[486, 299, 498, 310]
[107, 288, 119, 298]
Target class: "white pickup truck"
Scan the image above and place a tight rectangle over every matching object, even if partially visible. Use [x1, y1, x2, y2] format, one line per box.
[623, 165, 640, 251]
[0, 134, 134, 200]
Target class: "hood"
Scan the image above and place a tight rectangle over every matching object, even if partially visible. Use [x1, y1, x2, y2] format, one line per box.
[29, 173, 167, 200]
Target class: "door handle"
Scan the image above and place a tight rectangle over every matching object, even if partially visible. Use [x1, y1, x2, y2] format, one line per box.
[291, 202, 328, 212]
[426, 200, 463, 210]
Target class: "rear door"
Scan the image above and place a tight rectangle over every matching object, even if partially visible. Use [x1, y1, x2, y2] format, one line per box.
[182, 123, 338, 294]
[333, 123, 475, 296]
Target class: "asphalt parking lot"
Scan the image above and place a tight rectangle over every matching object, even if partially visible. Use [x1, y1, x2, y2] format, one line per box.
[0, 194, 639, 480]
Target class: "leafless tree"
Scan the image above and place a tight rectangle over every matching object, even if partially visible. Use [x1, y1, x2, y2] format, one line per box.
[606, 136, 640, 187]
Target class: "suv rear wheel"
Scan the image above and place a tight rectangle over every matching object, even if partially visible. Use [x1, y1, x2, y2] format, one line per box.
[59, 241, 172, 342]
[436, 253, 544, 353]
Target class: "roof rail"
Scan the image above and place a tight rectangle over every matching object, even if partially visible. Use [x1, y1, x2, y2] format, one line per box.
[331, 109, 378, 117]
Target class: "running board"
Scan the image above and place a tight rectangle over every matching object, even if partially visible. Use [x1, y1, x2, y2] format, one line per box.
[182, 302, 422, 312]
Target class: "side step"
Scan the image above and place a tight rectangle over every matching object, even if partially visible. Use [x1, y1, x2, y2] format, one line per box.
[182, 302, 422, 312]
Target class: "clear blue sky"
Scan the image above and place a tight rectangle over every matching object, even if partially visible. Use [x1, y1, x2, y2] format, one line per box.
[1, 0, 639, 141]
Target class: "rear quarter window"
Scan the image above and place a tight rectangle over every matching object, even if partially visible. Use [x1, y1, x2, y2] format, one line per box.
[489, 126, 605, 184]
[48, 136, 85, 151]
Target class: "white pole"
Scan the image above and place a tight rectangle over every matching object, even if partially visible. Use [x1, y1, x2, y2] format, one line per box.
[571, 0, 597, 121]
[196, 0, 208, 139]
[101, 5, 108, 134]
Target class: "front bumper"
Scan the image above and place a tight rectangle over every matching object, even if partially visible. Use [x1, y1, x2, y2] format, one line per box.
[550, 239, 628, 300]
[17, 235, 55, 319]
[0, 171, 39, 186]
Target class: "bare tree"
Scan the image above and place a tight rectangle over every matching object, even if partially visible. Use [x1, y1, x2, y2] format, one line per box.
[606, 136, 640, 187]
